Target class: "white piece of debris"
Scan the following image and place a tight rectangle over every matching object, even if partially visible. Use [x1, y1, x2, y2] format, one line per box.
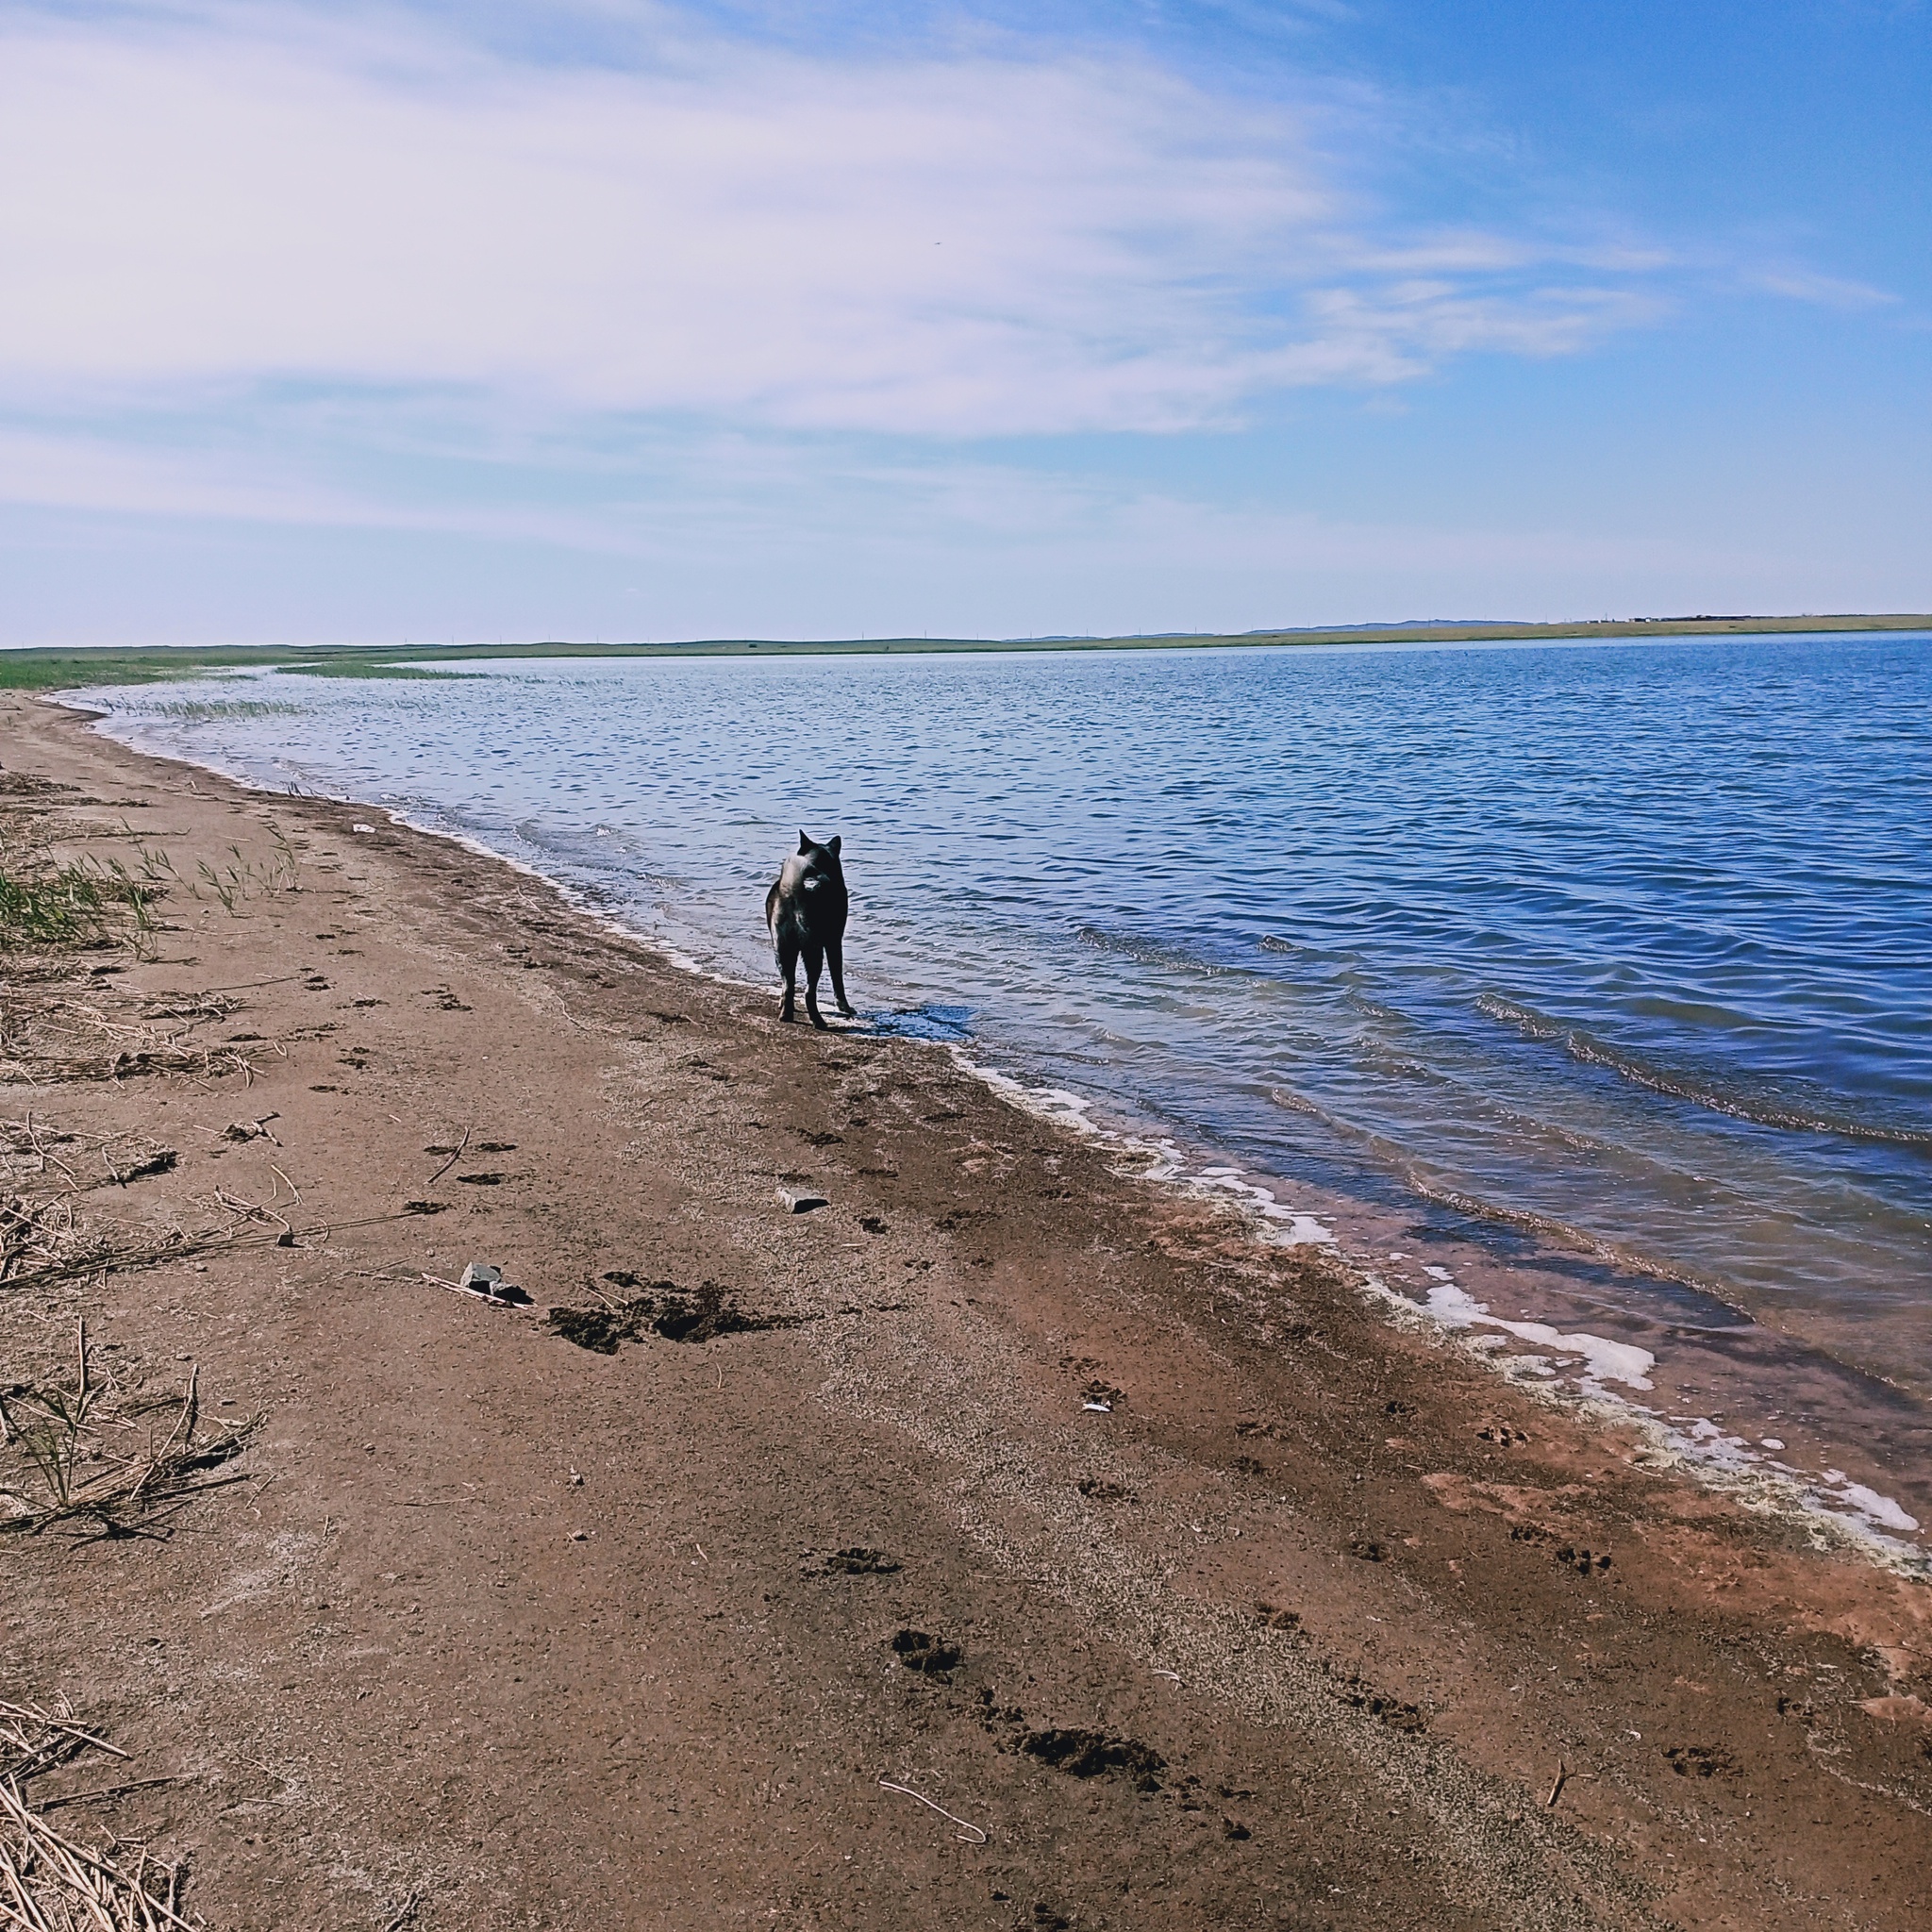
[778, 1188, 828, 1213]
[427, 1263, 530, 1307]
[1083, 1399, 1113, 1414]
[352, 822, 376, 833]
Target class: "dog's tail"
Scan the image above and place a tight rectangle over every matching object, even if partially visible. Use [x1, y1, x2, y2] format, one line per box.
[763, 876, 781, 934]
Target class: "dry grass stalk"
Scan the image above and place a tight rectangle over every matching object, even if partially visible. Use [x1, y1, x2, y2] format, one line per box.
[0, 1323, 259, 1539]
[0, 1198, 76, 1286]
[1, 1205, 425, 1300]
[0, 1702, 195, 1930]
[1, 993, 254, 1091]
[0, 1050, 254, 1091]
[1, 1119, 79, 1191]
[0, 1706, 126, 1790]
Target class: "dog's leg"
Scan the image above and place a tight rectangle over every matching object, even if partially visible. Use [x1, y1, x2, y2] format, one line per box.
[802, 941, 827, 1030]
[828, 937, 856, 1017]
[776, 927, 800, 1023]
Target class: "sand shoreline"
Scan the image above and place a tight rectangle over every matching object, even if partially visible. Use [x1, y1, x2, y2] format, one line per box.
[76, 691, 1932, 1578]
[68, 695, 1932, 1568]
[5, 693, 1930, 1929]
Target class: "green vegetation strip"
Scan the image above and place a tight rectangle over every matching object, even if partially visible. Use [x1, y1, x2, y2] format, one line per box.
[0, 860, 151, 953]
[2, 613, 1928, 693]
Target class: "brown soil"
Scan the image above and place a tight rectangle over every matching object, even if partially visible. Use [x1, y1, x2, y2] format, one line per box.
[2, 691, 1929, 1930]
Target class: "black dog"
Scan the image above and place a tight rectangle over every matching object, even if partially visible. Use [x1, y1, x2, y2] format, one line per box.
[765, 831, 856, 1028]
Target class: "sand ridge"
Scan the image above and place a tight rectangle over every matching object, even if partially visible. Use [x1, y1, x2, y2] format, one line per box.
[2, 692, 1929, 1930]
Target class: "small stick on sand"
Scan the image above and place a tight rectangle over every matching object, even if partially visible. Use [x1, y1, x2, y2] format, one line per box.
[427, 1128, 470, 1186]
[380, 1885, 425, 1932]
[876, 1776, 988, 1845]
[1545, 1761, 1569, 1808]
[39, 1774, 196, 1813]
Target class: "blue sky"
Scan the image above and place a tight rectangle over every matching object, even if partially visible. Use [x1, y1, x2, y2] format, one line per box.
[2, 0, 1926, 642]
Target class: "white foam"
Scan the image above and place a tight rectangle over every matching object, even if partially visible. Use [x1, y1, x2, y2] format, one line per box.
[951, 1056, 1339, 1246]
[1820, 1471, 1920, 1534]
[1175, 1163, 1337, 1246]
[1363, 1270, 1929, 1579]
[1406, 1273, 1657, 1391]
[948, 1051, 1103, 1137]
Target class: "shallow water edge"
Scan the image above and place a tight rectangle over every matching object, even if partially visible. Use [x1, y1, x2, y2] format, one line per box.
[60, 691, 1932, 1578]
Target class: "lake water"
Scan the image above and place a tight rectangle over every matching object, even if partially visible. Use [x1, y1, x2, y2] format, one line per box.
[73, 632, 1932, 1552]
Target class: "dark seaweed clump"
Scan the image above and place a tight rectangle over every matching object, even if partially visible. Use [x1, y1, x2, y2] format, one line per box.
[545, 1279, 799, 1353]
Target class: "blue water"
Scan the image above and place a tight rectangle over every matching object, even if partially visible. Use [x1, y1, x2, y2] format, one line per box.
[77, 632, 1932, 1401]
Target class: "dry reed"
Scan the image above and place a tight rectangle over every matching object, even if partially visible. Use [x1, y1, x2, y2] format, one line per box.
[0, 1701, 196, 1929]
[0, 1322, 259, 1539]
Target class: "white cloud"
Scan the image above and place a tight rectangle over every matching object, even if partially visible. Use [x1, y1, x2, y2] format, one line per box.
[0, 3, 1664, 435]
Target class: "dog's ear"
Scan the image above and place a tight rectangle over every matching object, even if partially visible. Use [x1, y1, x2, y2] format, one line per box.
[827, 835, 841, 858]
[797, 830, 814, 855]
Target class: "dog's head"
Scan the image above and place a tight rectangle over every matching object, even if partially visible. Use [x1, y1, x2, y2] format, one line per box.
[795, 830, 844, 894]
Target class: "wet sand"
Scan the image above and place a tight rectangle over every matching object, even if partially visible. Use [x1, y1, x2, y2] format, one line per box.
[3, 691, 1930, 1931]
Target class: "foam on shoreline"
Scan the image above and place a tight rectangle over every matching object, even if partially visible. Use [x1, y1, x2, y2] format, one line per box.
[1359, 1267, 1930, 1580]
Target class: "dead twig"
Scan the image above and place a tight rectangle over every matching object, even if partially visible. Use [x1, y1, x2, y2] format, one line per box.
[0, 1780, 198, 1930]
[0, 1701, 196, 1929]
[214, 1185, 291, 1238]
[0, 1208, 431, 1297]
[21, 1114, 76, 1190]
[875, 1775, 988, 1844]
[1545, 1761, 1569, 1808]
[380, 1885, 425, 1932]
[0, 1328, 261, 1538]
[0, 1703, 129, 1785]
[426, 1128, 470, 1187]
[39, 1775, 196, 1814]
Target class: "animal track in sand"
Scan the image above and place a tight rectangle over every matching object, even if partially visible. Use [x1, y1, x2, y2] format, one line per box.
[1555, 1544, 1612, 1574]
[1019, 1726, 1165, 1790]
[818, 1547, 901, 1575]
[891, 1628, 961, 1674]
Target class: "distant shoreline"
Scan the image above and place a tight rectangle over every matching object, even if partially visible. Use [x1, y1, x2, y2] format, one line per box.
[3, 610, 1929, 690]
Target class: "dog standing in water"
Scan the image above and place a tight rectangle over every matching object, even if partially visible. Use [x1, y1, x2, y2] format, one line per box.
[765, 832, 856, 1028]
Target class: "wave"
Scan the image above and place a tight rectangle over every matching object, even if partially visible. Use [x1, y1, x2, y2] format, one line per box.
[1398, 1169, 1746, 1308]
[1475, 994, 1932, 1150]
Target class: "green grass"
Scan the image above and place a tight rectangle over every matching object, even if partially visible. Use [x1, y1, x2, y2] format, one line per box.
[272, 660, 470, 680]
[147, 698, 305, 721]
[0, 856, 156, 953]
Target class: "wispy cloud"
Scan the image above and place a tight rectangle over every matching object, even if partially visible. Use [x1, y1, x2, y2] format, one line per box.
[4, 4, 1912, 642]
[1746, 266, 1899, 311]
[0, 1, 1672, 438]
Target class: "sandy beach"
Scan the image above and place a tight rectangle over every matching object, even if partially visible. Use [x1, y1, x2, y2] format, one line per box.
[3, 690, 1929, 1930]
